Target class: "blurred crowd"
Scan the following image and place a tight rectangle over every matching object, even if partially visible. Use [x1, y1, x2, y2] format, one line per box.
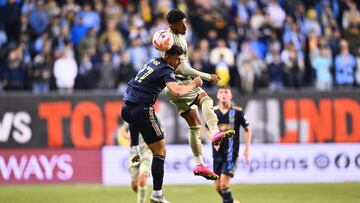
[0, 0, 359, 94]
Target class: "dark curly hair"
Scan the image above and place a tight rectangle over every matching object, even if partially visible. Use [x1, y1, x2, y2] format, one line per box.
[166, 9, 186, 24]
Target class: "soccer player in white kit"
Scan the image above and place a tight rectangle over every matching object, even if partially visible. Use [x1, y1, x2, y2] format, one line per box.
[164, 9, 235, 180]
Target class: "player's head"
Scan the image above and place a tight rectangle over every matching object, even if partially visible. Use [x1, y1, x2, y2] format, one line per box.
[163, 45, 184, 69]
[217, 85, 233, 105]
[167, 9, 187, 35]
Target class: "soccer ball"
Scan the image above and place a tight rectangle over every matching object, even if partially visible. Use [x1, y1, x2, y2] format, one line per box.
[152, 30, 174, 51]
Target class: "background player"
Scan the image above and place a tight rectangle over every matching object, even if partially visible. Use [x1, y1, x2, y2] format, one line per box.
[210, 85, 252, 203]
[121, 45, 202, 203]
[117, 122, 152, 203]
[164, 9, 235, 180]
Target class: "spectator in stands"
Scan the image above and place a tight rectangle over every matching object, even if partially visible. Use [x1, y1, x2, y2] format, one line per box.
[45, 0, 60, 18]
[320, 1, 336, 29]
[303, 9, 321, 37]
[328, 29, 342, 56]
[311, 46, 333, 90]
[21, 0, 35, 15]
[103, 0, 123, 23]
[53, 27, 70, 56]
[61, 0, 80, 24]
[78, 28, 97, 58]
[128, 17, 151, 46]
[75, 2, 100, 32]
[237, 41, 266, 90]
[344, 23, 360, 55]
[283, 22, 305, 54]
[342, 0, 360, 29]
[294, 2, 306, 31]
[97, 51, 118, 89]
[53, 48, 78, 93]
[3, 50, 26, 90]
[98, 19, 124, 53]
[117, 51, 135, 93]
[335, 40, 356, 87]
[227, 29, 239, 55]
[77, 52, 97, 90]
[71, 17, 88, 48]
[281, 43, 304, 89]
[266, 0, 286, 31]
[210, 39, 234, 68]
[267, 49, 285, 91]
[128, 37, 148, 71]
[248, 30, 267, 60]
[29, 1, 49, 36]
[207, 30, 218, 49]
[250, 8, 266, 31]
[239, 60, 255, 93]
[3, 0, 21, 44]
[19, 14, 35, 42]
[32, 53, 51, 94]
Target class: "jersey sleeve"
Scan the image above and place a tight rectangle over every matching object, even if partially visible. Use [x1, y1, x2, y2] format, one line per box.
[177, 59, 212, 81]
[160, 67, 177, 84]
[238, 111, 249, 129]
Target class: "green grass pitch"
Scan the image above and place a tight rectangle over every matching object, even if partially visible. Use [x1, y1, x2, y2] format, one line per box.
[1, 183, 359, 203]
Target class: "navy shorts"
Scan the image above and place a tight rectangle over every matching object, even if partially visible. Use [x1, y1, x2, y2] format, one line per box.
[213, 159, 238, 178]
[121, 101, 164, 144]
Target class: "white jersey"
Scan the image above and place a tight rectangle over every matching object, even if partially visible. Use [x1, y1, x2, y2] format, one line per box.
[165, 29, 211, 83]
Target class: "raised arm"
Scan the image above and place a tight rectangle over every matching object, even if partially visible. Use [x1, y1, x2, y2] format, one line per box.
[166, 76, 202, 97]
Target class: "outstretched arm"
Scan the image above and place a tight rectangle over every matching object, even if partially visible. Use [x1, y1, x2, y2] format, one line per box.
[177, 58, 220, 84]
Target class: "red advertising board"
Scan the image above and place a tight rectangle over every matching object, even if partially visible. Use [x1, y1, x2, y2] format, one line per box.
[0, 149, 101, 184]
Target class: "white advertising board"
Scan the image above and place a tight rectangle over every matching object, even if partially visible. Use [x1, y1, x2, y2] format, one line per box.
[102, 144, 360, 185]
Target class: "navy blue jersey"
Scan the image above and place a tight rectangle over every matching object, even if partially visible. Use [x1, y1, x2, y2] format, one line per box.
[123, 58, 176, 106]
[213, 105, 249, 162]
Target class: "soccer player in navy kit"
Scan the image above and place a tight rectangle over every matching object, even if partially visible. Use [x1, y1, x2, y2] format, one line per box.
[211, 85, 252, 203]
[121, 45, 202, 203]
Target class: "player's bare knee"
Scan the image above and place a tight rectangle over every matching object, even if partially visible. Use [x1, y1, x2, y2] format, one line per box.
[220, 180, 230, 190]
[148, 140, 166, 157]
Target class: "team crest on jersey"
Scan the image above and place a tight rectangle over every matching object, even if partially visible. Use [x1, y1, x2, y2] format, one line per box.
[170, 73, 176, 79]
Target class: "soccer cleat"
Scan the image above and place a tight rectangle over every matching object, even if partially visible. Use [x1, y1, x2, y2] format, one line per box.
[211, 130, 235, 145]
[193, 165, 219, 180]
[150, 195, 171, 203]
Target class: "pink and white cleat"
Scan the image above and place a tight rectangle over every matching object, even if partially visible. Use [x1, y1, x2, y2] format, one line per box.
[193, 165, 219, 180]
[211, 130, 235, 145]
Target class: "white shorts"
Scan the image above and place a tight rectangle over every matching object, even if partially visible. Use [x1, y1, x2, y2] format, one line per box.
[165, 77, 205, 114]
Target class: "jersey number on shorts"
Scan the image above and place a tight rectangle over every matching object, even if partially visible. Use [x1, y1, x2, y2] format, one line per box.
[135, 65, 154, 83]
